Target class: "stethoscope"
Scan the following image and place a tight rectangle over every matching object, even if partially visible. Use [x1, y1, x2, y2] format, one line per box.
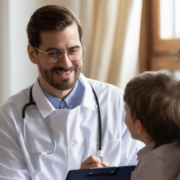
[22, 83, 103, 160]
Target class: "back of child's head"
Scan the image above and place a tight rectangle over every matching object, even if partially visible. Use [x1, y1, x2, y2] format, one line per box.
[124, 71, 180, 148]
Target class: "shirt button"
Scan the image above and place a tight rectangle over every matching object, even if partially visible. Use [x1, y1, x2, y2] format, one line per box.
[68, 143, 74, 148]
[61, 102, 65, 108]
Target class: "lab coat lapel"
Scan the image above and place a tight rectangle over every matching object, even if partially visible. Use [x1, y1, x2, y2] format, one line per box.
[78, 73, 96, 111]
[32, 80, 55, 118]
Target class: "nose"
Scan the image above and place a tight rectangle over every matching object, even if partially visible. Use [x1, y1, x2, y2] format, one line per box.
[58, 52, 72, 68]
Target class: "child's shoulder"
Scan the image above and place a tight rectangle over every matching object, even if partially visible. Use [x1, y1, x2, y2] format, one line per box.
[152, 143, 180, 156]
[149, 143, 180, 167]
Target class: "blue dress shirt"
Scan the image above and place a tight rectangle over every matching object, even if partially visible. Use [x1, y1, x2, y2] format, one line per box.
[41, 79, 84, 109]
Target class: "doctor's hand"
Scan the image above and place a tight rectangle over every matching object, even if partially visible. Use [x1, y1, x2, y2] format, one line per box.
[80, 155, 108, 169]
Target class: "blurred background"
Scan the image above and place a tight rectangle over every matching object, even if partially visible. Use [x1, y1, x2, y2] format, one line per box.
[0, 0, 179, 104]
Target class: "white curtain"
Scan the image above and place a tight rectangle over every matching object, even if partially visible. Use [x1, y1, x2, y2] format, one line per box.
[80, 0, 142, 90]
[0, 0, 142, 103]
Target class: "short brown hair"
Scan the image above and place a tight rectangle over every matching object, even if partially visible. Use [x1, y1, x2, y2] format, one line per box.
[27, 5, 82, 48]
[124, 71, 180, 148]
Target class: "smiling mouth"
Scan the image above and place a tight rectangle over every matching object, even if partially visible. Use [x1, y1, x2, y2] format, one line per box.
[54, 67, 75, 76]
[55, 70, 73, 75]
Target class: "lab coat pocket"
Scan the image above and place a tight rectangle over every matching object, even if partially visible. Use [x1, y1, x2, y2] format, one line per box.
[89, 138, 122, 166]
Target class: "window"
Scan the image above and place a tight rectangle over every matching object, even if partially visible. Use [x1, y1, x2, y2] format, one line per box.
[139, 0, 180, 78]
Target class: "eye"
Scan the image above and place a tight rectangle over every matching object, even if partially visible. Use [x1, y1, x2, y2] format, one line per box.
[47, 50, 60, 57]
[69, 47, 80, 55]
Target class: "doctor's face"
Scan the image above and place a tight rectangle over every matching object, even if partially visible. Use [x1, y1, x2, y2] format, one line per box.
[31, 23, 82, 92]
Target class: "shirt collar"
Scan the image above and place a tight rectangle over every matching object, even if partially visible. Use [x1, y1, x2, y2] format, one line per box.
[40, 79, 84, 109]
[65, 79, 84, 109]
[32, 73, 97, 118]
[42, 90, 62, 109]
[137, 141, 155, 161]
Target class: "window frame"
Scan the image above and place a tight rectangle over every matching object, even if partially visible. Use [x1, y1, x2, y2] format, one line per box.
[139, 0, 180, 72]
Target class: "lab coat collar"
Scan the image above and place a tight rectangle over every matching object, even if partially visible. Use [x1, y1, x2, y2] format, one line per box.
[33, 81, 55, 118]
[78, 73, 97, 111]
[32, 73, 96, 118]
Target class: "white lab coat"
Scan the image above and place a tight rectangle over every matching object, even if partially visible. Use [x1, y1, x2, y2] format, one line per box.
[0, 73, 142, 180]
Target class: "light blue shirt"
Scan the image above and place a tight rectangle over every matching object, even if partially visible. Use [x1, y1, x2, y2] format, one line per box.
[42, 79, 84, 109]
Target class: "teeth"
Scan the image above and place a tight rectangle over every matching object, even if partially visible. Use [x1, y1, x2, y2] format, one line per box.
[57, 70, 72, 75]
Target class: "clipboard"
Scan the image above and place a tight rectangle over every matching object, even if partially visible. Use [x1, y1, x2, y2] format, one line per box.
[65, 165, 135, 180]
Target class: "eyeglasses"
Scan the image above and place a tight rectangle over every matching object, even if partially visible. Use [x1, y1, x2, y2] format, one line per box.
[34, 46, 85, 63]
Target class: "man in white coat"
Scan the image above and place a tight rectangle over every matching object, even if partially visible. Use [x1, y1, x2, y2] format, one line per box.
[0, 5, 142, 180]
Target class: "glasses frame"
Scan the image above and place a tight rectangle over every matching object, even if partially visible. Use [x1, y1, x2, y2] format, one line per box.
[34, 46, 85, 63]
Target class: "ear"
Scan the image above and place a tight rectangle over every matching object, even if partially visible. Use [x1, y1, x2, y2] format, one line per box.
[135, 119, 144, 134]
[27, 44, 38, 64]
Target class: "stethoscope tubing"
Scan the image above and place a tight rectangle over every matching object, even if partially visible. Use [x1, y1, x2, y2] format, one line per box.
[22, 85, 56, 155]
[22, 83, 102, 156]
[88, 83, 102, 152]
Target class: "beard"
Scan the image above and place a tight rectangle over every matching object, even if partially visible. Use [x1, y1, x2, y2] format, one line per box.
[38, 62, 81, 91]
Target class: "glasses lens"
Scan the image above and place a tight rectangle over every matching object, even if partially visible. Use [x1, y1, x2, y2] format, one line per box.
[68, 47, 83, 61]
[47, 49, 61, 63]
[46, 47, 84, 63]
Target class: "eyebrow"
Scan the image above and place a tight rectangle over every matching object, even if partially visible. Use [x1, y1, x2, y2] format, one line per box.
[45, 45, 81, 52]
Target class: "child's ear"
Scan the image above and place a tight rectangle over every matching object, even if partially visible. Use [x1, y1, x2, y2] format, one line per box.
[135, 119, 143, 134]
[27, 44, 38, 64]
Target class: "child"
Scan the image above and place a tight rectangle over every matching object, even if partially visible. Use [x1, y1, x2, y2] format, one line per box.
[124, 71, 180, 180]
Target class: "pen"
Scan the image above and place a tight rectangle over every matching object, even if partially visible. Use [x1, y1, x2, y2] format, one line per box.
[98, 150, 103, 162]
